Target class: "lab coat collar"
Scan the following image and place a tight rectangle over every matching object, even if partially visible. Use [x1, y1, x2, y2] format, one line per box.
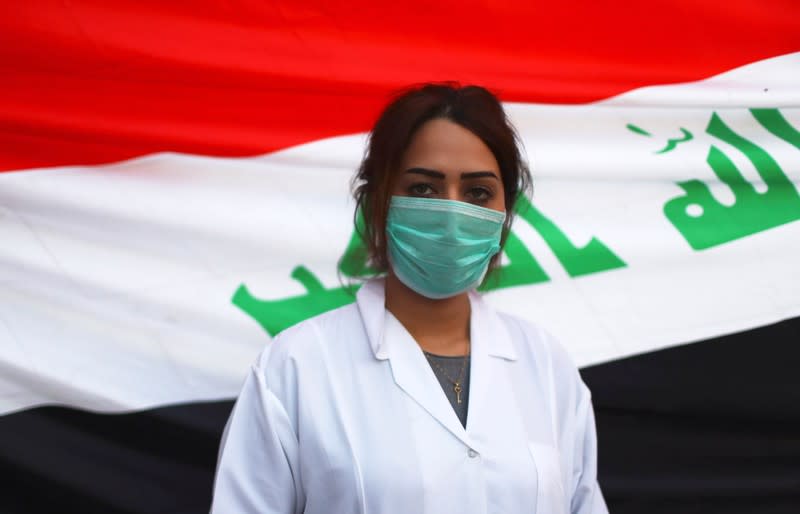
[355, 278, 518, 362]
[355, 278, 518, 450]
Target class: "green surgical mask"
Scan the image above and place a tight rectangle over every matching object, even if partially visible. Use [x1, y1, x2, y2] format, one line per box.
[386, 195, 506, 299]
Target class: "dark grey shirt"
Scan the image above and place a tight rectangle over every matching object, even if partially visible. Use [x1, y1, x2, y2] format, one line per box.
[423, 352, 471, 428]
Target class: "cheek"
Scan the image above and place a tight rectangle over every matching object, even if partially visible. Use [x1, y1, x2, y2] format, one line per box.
[387, 173, 407, 196]
[390, 180, 408, 196]
[492, 190, 507, 213]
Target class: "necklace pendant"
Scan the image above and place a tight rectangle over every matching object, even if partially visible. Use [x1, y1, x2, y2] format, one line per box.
[454, 383, 462, 404]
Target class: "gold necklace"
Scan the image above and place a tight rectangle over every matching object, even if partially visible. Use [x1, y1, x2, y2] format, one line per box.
[423, 341, 470, 404]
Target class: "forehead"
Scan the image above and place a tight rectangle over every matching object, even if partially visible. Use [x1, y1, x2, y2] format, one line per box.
[400, 118, 499, 172]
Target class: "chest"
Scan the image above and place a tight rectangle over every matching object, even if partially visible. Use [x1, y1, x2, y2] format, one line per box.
[295, 351, 568, 514]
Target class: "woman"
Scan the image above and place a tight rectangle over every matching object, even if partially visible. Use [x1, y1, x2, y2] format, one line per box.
[211, 84, 608, 514]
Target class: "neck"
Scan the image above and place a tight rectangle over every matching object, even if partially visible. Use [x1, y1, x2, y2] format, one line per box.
[384, 272, 471, 356]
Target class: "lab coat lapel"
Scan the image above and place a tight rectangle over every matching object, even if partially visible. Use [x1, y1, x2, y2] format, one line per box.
[384, 313, 475, 448]
[465, 291, 518, 440]
[357, 279, 473, 449]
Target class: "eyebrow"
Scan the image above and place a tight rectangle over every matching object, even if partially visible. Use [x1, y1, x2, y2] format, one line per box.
[405, 167, 499, 180]
[461, 171, 499, 180]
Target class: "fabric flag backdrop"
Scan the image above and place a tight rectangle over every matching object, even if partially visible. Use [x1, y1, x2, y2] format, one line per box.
[1, 1, 799, 512]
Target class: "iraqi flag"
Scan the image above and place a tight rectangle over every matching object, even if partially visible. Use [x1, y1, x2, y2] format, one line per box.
[1, 1, 799, 512]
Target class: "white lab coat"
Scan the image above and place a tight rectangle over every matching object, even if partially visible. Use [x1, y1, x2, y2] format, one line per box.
[211, 278, 608, 514]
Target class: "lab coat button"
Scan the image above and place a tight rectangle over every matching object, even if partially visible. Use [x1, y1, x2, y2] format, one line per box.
[467, 449, 478, 458]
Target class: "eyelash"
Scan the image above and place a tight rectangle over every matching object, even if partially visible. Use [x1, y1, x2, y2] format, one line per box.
[467, 187, 492, 203]
[408, 183, 436, 196]
[407, 183, 494, 204]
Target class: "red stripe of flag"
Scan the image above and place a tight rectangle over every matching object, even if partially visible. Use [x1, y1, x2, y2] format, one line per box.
[1, 0, 799, 172]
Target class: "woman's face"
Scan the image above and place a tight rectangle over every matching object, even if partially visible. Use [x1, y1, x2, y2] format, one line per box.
[391, 118, 506, 213]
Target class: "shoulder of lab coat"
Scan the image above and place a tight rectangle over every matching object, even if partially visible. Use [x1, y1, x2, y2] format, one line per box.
[210, 303, 360, 513]
[498, 312, 608, 514]
[210, 339, 302, 513]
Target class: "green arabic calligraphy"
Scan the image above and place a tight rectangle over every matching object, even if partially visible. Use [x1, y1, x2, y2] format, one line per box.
[626, 124, 694, 154]
[664, 109, 800, 250]
[232, 266, 359, 337]
[480, 195, 625, 291]
[234, 199, 625, 336]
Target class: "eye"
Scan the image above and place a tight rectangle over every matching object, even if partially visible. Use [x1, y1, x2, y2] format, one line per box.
[466, 186, 492, 204]
[408, 183, 436, 196]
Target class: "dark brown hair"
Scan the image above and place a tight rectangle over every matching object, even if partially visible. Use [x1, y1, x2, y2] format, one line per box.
[353, 82, 532, 271]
